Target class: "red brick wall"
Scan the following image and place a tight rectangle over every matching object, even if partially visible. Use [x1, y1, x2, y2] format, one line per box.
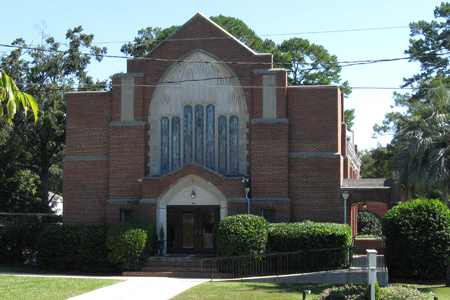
[63, 160, 108, 225]
[63, 14, 348, 227]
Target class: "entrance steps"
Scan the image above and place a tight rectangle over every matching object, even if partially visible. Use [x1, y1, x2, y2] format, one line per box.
[123, 255, 214, 278]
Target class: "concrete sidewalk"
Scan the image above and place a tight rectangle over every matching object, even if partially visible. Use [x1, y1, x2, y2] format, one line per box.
[2, 272, 208, 300]
[67, 277, 208, 300]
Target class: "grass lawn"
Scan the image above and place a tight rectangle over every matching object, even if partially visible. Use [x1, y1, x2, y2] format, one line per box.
[171, 281, 450, 300]
[0, 275, 123, 300]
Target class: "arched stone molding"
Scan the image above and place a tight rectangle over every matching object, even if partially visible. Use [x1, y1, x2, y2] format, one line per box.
[155, 174, 228, 249]
[148, 50, 249, 176]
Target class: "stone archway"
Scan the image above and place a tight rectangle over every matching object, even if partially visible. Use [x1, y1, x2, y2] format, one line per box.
[156, 174, 228, 253]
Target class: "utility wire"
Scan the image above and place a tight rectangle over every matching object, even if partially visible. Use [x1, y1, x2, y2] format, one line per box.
[1, 43, 449, 68]
[93, 26, 410, 44]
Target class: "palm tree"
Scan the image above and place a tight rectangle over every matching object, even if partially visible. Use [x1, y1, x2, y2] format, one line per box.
[391, 84, 450, 204]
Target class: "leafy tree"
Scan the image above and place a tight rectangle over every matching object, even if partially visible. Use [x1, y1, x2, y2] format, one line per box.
[0, 71, 38, 124]
[360, 145, 394, 179]
[0, 27, 107, 211]
[121, 15, 352, 96]
[274, 37, 351, 95]
[390, 84, 450, 203]
[374, 3, 450, 136]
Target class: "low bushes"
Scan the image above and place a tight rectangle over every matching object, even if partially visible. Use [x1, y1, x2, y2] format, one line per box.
[267, 221, 352, 252]
[36, 221, 156, 272]
[105, 221, 156, 270]
[215, 215, 352, 273]
[0, 215, 58, 264]
[36, 225, 116, 272]
[215, 214, 269, 257]
[382, 198, 450, 280]
[315, 284, 428, 300]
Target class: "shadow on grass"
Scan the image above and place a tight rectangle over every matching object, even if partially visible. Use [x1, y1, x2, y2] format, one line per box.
[230, 282, 335, 296]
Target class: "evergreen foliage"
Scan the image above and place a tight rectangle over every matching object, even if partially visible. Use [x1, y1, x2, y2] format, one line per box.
[215, 214, 269, 256]
[267, 221, 352, 252]
[105, 221, 156, 270]
[382, 198, 450, 279]
[357, 211, 382, 237]
[36, 225, 116, 272]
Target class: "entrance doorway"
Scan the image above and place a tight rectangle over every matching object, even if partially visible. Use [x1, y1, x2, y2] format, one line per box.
[166, 205, 220, 254]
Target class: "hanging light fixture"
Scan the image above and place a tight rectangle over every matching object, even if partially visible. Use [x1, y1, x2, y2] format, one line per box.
[191, 189, 196, 198]
[362, 201, 367, 210]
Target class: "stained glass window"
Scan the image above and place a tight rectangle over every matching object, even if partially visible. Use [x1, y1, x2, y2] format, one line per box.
[161, 105, 240, 175]
[205, 105, 215, 170]
[161, 117, 170, 174]
[229, 115, 239, 174]
[183, 105, 193, 164]
[195, 105, 204, 164]
[218, 116, 227, 174]
[172, 116, 180, 170]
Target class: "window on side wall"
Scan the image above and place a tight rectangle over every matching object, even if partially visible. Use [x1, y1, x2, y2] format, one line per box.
[120, 209, 133, 222]
[262, 209, 275, 223]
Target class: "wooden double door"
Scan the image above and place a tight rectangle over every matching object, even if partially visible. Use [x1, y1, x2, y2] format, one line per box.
[166, 205, 220, 254]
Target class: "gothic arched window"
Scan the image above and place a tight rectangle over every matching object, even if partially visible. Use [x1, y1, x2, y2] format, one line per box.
[160, 105, 239, 175]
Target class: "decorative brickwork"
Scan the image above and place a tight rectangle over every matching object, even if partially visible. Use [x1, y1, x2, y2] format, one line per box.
[63, 13, 380, 251]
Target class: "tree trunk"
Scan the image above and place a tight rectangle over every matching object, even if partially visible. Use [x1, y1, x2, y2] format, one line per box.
[40, 172, 49, 205]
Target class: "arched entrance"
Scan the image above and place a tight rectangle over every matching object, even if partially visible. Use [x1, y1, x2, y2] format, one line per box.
[156, 175, 228, 254]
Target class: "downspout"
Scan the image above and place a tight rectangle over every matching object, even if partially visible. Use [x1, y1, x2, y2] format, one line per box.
[245, 187, 251, 214]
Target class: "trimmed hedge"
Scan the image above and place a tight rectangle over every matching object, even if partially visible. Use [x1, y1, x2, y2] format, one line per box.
[215, 214, 269, 257]
[36, 225, 117, 272]
[0, 220, 47, 264]
[382, 198, 450, 279]
[105, 221, 156, 270]
[357, 211, 382, 237]
[267, 221, 353, 252]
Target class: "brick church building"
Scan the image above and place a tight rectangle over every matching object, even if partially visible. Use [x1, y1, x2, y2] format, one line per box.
[63, 13, 390, 254]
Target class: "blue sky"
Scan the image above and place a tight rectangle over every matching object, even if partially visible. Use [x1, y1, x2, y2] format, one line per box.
[2, 0, 444, 150]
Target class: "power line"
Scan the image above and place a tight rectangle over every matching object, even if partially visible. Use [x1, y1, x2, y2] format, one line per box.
[93, 25, 410, 44]
[1, 42, 449, 69]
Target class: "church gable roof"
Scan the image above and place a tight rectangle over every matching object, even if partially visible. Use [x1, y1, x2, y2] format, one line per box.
[147, 12, 259, 56]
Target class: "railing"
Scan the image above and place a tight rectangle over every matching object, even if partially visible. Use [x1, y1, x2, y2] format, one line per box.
[201, 247, 387, 279]
[201, 247, 352, 279]
[350, 247, 387, 271]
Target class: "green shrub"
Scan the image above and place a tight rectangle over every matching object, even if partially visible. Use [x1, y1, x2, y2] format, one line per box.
[105, 221, 156, 270]
[315, 284, 428, 300]
[215, 214, 269, 257]
[380, 285, 428, 299]
[315, 284, 365, 299]
[0, 216, 54, 264]
[36, 225, 116, 272]
[267, 221, 352, 272]
[267, 221, 352, 252]
[382, 198, 450, 280]
[357, 211, 382, 237]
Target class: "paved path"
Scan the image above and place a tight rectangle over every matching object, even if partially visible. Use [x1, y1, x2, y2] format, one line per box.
[67, 277, 208, 300]
[2, 273, 208, 300]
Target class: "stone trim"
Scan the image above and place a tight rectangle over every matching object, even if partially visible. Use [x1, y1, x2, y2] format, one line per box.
[251, 118, 289, 124]
[289, 152, 341, 158]
[63, 156, 109, 161]
[113, 73, 144, 78]
[107, 199, 140, 204]
[251, 198, 290, 203]
[109, 121, 146, 127]
[228, 198, 247, 202]
[140, 198, 157, 204]
[253, 68, 285, 74]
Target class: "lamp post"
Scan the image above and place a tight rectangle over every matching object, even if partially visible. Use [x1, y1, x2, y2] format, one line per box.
[342, 191, 350, 224]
